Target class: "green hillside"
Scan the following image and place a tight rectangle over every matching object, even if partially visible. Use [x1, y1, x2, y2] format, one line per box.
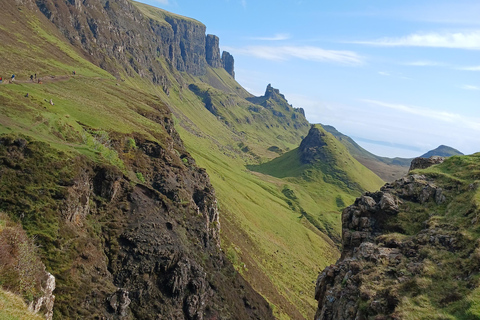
[0, 1, 386, 319]
[249, 125, 384, 242]
[420, 145, 464, 158]
[322, 125, 411, 181]
[0, 290, 45, 320]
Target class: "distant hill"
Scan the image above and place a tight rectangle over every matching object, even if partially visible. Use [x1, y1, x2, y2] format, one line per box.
[322, 125, 411, 181]
[420, 145, 463, 158]
[249, 125, 384, 243]
[322, 125, 464, 182]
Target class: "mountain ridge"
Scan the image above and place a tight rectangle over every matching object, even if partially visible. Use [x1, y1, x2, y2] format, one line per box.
[322, 125, 463, 182]
[0, 0, 469, 319]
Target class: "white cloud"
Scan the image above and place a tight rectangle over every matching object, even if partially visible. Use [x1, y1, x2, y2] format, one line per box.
[225, 45, 364, 65]
[152, 0, 169, 4]
[249, 33, 291, 41]
[378, 71, 390, 76]
[241, 0, 246, 9]
[360, 99, 480, 131]
[460, 85, 480, 91]
[458, 65, 480, 71]
[403, 61, 445, 67]
[355, 31, 480, 50]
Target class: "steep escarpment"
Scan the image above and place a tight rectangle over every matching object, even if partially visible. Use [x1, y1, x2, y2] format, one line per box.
[0, 129, 273, 319]
[315, 154, 480, 319]
[31, 0, 234, 80]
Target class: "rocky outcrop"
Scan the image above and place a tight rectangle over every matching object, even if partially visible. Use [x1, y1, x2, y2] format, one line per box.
[28, 0, 235, 80]
[314, 169, 478, 319]
[29, 273, 55, 320]
[246, 84, 310, 131]
[222, 51, 235, 78]
[409, 155, 444, 171]
[206, 34, 222, 68]
[0, 128, 273, 319]
[299, 126, 329, 165]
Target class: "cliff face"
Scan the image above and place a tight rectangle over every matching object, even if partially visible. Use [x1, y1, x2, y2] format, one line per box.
[205, 34, 222, 68]
[33, 0, 233, 79]
[222, 51, 235, 78]
[314, 155, 480, 319]
[246, 84, 309, 131]
[0, 120, 273, 319]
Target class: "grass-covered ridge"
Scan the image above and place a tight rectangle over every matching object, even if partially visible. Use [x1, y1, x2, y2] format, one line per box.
[390, 154, 480, 318]
[249, 124, 384, 243]
[0, 1, 387, 318]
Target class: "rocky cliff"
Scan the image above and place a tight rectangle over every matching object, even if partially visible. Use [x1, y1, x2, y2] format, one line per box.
[0, 121, 273, 319]
[314, 154, 480, 319]
[246, 84, 309, 131]
[32, 0, 234, 80]
[222, 51, 235, 78]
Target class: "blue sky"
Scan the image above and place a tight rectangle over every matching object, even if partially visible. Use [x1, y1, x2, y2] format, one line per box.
[138, 0, 480, 157]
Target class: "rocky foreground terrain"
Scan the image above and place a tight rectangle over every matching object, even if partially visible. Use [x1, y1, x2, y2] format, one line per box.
[315, 155, 480, 319]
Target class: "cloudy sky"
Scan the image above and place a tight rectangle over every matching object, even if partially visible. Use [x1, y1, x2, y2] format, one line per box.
[137, 0, 480, 157]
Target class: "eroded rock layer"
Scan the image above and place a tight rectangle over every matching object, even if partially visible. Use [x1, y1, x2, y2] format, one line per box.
[315, 156, 480, 319]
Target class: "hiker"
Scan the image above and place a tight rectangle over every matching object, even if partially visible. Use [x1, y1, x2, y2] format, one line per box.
[0, 77, 2, 84]
[11, 74, 15, 81]
[34, 73, 36, 79]
[30, 75, 33, 81]
[25, 93, 29, 98]
[73, 70, 76, 75]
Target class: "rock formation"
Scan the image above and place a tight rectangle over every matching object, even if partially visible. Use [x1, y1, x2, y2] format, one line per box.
[299, 126, 329, 164]
[0, 113, 273, 319]
[28, 273, 55, 320]
[31, 0, 234, 80]
[206, 34, 222, 68]
[409, 156, 444, 171]
[222, 51, 235, 78]
[314, 160, 480, 319]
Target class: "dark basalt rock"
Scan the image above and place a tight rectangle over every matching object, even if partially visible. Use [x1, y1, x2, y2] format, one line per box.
[314, 173, 465, 320]
[298, 126, 328, 164]
[205, 34, 222, 68]
[32, 0, 235, 80]
[409, 156, 445, 171]
[222, 51, 235, 78]
[0, 125, 273, 319]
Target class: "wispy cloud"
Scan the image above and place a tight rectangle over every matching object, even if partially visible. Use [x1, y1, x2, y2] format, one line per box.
[249, 33, 291, 41]
[360, 99, 480, 131]
[355, 31, 480, 50]
[457, 65, 480, 71]
[225, 45, 364, 65]
[241, 0, 246, 9]
[152, 0, 169, 4]
[460, 85, 480, 91]
[403, 60, 446, 67]
[377, 71, 411, 80]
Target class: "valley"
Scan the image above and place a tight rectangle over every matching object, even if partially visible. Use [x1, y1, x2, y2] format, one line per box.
[0, 0, 476, 319]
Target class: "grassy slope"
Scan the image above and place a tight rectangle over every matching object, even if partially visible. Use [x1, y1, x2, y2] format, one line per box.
[249, 125, 384, 242]
[0, 290, 45, 320]
[322, 125, 411, 182]
[0, 2, 383, 319]
[377, 154, 480, 319]
[152, 65, 335, 318]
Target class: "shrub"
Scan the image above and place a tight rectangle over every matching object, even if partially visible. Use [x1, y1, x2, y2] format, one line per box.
[0, 214, 47, 302]
[136, 172, 146, 183]
[125, 137, 136, 151]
